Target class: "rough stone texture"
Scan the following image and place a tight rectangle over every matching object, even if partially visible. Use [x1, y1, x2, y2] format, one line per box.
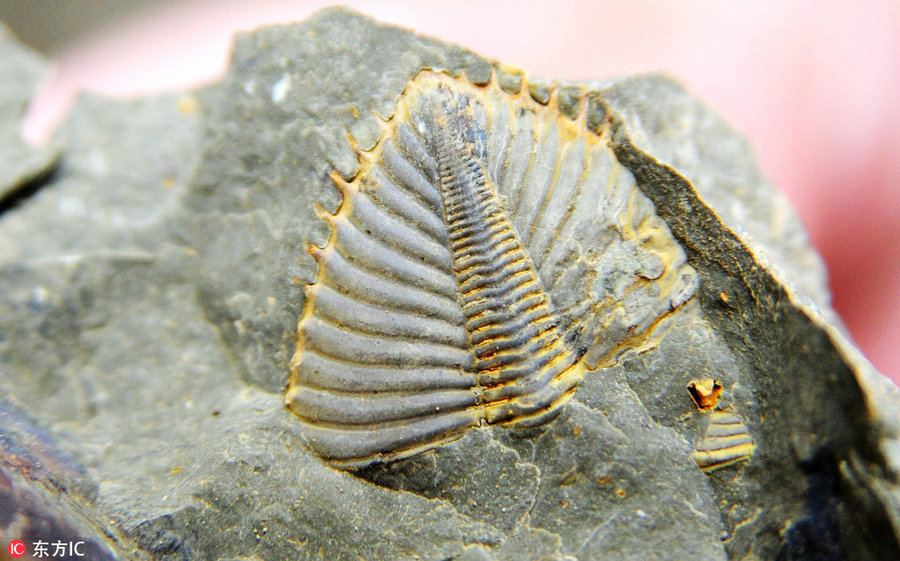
[0, 23, 58, 211]
[596, 75, 833, 315]
[2, 7, 899, 561]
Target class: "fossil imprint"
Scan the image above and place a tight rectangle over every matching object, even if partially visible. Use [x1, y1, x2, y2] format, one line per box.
[286, 70, 699, 467]
[692, 409, 756, 472]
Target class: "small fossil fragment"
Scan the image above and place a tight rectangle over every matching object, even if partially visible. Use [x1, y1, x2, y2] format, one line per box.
[692, 409, 756, 472]
[688, 378, 724, 411]
[286, 70, 698, 467]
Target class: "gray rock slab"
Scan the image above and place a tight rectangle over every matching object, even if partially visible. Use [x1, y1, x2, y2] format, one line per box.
[1, 7, 899, 561]
[0, 23, 58, 210]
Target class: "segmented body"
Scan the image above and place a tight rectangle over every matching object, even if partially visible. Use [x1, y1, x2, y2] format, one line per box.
[693, 409, 756, 472]
[286, 70, 698, 467]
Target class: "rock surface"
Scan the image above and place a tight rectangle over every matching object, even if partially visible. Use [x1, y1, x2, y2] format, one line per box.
[0, 23, 58, 211]
[2, 8, 899, 561]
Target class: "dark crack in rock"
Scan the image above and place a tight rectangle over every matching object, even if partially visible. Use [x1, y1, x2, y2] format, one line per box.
[2, 7, 900, 561]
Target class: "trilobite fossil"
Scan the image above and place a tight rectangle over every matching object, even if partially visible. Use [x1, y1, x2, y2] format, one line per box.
[286, 69, 699, 467]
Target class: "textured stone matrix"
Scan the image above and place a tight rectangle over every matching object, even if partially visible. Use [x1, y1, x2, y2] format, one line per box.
[2, 8, 899, 561]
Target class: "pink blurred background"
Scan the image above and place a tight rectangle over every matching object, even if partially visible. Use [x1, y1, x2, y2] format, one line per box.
[13, 0, 900, 384]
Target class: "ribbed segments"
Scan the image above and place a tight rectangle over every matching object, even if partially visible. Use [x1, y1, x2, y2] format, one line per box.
[692, 410, 755, 472]
[287, 74, 596, 467]
[430, 90, 582, 421]
[287, 85, 479, 467]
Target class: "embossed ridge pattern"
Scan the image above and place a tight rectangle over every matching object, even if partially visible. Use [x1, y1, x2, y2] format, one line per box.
[286, 70, 698, 467]
[693, 409, 756, 472]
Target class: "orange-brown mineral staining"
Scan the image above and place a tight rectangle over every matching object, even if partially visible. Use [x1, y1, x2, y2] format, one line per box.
[688, 379, 724, 411]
